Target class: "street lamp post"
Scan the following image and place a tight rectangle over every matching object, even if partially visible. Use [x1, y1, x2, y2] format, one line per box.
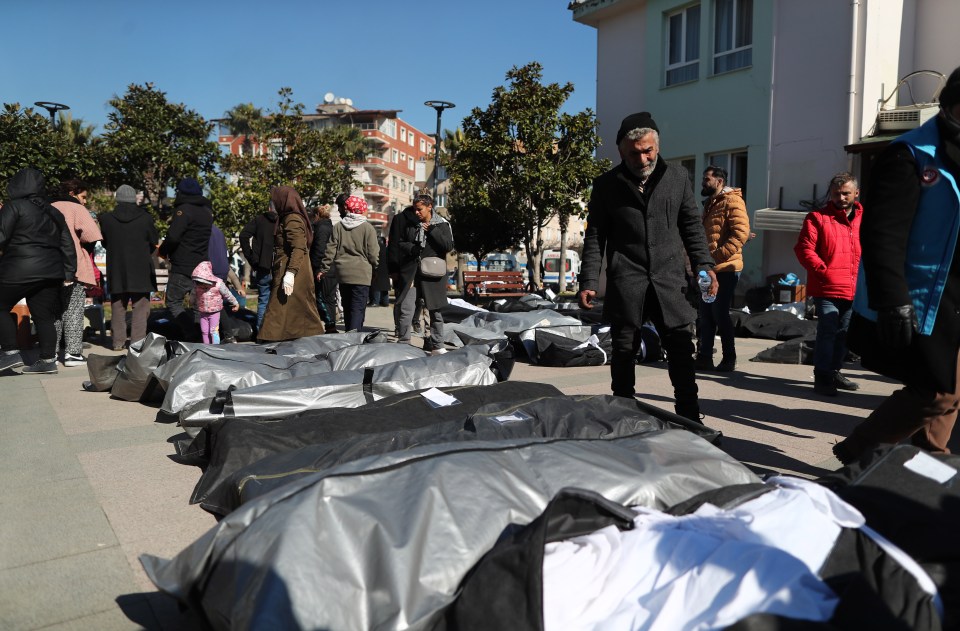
[34, 101, 70, 129]
[423, 100, 455, 204]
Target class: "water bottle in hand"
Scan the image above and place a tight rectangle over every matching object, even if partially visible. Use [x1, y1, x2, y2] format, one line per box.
[698, 270, 715, 304]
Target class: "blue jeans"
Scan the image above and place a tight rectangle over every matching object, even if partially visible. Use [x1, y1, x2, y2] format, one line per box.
[255, 269, 272, 331]
[698, 271, 739, 358]
[813, 297, 853, 374]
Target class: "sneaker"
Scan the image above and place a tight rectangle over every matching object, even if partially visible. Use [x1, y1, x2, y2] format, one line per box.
[21, 359, 58, 375]
[693, 355, 714, 371]
[715, 356, 737, 372]
[63, 353, 86, 367]
[0, 351, 24, 373]
[834, 371, 860, 391]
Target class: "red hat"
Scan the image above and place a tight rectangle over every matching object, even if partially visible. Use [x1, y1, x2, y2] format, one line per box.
[344, 196, 367, 214]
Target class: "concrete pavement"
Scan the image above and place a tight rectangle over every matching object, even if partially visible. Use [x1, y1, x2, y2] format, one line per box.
[0, 304, 934, 630]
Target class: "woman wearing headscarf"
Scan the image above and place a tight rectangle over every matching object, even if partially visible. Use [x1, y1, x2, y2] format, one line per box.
[51, 179, 102, 367]
[0, 168, 77, 375]
[257, 186, 325, 342]
[317, 195, 379, 333]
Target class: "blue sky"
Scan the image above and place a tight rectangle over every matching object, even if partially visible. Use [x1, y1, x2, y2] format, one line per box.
[4, 0, 597, 137]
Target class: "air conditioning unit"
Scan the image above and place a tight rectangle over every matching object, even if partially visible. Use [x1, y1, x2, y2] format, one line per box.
[877, 105, 939, 132]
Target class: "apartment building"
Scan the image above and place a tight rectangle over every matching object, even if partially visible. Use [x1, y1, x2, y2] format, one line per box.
[570, 0, 959, 290]
[217, 95, 435, 230]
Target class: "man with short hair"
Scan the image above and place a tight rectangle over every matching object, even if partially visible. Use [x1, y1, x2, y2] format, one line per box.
[157, 177, 213, 339]
[794, 172, 863, 396]
[696, 165, 750, 372]
[579, 112, 717, 422]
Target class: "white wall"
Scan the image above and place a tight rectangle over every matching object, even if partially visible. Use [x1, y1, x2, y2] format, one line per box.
[593, 5, 648, 163]
[911, 0, 960, 98]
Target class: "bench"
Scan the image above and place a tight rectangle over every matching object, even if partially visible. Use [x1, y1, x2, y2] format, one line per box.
[462, 271, 529, 302]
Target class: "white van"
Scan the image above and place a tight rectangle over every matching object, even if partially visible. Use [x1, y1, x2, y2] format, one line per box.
[542, 250, 581, 292]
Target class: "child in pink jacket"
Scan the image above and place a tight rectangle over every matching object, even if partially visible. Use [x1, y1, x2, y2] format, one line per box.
[191, 261, 239, 344]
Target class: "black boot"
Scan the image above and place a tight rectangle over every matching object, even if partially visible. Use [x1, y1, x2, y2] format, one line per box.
[834, 371, 859, 391]
[715, 355, 737, 372]
[814, 370, 838, 396]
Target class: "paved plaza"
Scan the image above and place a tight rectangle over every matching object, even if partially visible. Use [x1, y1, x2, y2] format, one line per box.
[1, 304, 949, 630]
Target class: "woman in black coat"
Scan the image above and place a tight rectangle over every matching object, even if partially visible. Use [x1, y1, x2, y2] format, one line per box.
[0, 168, 77, 374]
[98, 185, 159, 350]
[388, 195, 453, 351]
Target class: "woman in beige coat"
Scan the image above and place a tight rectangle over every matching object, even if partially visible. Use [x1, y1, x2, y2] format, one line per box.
[51, 179, 102, 366]
[257, 186, 325, 342]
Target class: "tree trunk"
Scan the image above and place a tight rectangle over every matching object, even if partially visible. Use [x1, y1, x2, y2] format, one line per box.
[558, 213, 569, 293]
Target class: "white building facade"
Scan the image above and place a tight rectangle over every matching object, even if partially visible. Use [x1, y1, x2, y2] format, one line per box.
[571, 0, 960, 292]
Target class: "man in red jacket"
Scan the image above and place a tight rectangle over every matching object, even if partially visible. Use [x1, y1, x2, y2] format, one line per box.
[794, 172, 863, 396]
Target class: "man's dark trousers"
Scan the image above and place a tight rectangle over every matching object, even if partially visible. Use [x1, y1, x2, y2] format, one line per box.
[164, 272, 195, 340]
[611, 287, 699, 421]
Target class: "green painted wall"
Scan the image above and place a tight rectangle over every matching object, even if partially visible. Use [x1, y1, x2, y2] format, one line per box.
[641, 0, 775, 292]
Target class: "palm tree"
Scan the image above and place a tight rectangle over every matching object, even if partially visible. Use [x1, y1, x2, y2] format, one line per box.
[442, 127, 465, 160]
[224, 103, 263, 154]
[57, 112, 95, 146]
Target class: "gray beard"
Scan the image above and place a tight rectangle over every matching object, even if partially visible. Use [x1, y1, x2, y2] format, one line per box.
[627, 157, 658, 181]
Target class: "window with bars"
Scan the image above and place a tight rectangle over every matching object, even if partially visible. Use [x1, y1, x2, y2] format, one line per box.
[714, 0, 752, 74]
[665, 4, 700, 86]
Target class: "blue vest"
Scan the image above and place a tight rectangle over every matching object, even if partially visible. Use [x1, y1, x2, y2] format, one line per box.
[853, 117, 960, 335]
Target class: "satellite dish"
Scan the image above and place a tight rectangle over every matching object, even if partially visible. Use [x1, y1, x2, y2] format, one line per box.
[323, 92, 335, 103]
[345, 98, 353, 106]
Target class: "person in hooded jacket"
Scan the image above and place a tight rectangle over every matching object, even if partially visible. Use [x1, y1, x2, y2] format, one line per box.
[258, 186, 325, 342]
[50, 179, 102, 367]
[99, 185, 159, 350]
[0, 168, 77, 375]
[157, 177, 213, 339]
[317, 195, 379, 333]
[387, 204, 422, 342]
[239, 206, 278, 330]
[388, 194, 454, 353]
[838, 66, 960, 463]
[191, 260, 239, 344]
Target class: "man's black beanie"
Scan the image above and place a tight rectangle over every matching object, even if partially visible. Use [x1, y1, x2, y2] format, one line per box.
[616, 111, 659, 145]
[940, 66, 960, 110]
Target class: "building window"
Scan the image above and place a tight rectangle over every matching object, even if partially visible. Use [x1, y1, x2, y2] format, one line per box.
[676, 157, 697, 184]
[714, 0, 752, 74]
[408, 156, 414, 170]
[420, 138, 426, 152]
[707, 150, 748, 196]
[382, 119, 397, 137]
[400, 128, 406, 141]
[408, 134, 415, 147]
[665, 5, 700, 86]
[392, 149, 399, 163]
[392, 176, 399, 189]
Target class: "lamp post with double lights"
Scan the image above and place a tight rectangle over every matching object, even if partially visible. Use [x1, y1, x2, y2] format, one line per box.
[423, 100, 455, 204]
[34, 101, 70, 129]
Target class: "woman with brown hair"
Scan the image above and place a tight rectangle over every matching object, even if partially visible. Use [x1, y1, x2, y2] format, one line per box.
[257, 186, 325, 342]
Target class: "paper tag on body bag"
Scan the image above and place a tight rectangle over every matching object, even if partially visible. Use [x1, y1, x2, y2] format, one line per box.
[421, 387, 461, 408]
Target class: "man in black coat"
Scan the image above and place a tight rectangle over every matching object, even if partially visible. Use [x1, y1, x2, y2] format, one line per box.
[157, 178, 213, 338]
[579, 112, 717, 422]
[838, 67, 960, 463]
[0, 168, 77, 374]
[99, 185, 159, 350]
[239, 205, 278, 330]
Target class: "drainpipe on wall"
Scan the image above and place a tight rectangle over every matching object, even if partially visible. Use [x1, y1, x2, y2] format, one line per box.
[847, 0, 862, 167]
[766, 1, 778, 209]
